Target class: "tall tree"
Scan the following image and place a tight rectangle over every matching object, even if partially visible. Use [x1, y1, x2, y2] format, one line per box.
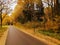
[54, 0, 60, 15]
[0, 0, 11, 27]
[0, 0, 3, 27]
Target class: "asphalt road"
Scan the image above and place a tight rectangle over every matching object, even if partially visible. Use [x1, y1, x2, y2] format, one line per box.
[5, 26, 48, 45]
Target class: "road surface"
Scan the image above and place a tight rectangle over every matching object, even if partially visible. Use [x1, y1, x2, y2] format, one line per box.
[5, 26, 48, 45]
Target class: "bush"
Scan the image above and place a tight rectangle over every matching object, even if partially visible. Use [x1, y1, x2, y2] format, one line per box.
[38, 29, 60, 40]
[17, 16, 25, 24]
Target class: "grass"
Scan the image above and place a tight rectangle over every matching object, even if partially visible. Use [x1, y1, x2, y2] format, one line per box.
[15, 23, 60, 45]
[15, 22, 60, 40]
[0, 26, 8, 38]
[38, 30, 60, 40]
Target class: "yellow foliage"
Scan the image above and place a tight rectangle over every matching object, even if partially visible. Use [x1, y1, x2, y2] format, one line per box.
[44, 7, 52, 15]
[10, 0, 25, 21]
[2, 15, 10, 25]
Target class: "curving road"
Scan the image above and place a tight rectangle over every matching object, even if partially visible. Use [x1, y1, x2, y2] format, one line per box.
[5, 26, 48, 45]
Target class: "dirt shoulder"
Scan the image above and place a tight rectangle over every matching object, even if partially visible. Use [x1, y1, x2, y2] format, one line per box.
[0, 28, 8, 45]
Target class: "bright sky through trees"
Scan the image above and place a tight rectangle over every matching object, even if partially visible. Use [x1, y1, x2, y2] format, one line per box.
[0, 0, 17, 16]
[7, 0, 54, 16]
[8, 0, 17, 16]
[42, 0, 54, 8]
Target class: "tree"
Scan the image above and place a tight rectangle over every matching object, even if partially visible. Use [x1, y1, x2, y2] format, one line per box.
[54, 0, 60, 15]
[0, 0, 3, 27]
[0, 0, 12, 27]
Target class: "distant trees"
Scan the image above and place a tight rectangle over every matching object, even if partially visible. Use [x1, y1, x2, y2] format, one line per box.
[22, 0, 44, 22]
[17, 15, 25, 24]
[17, 0, 45, 23]
[23, 9, 32, 21]
[17, 0, 60, 32]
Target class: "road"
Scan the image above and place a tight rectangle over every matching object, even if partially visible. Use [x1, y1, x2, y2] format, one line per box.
[5, 26, 48, 45]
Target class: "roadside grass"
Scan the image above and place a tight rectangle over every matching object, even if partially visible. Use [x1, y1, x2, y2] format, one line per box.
[15, 22, 60, 40]
[14, 22, 60, 45]
[0, 26, 8, 38]
[38, 30, 60, 40]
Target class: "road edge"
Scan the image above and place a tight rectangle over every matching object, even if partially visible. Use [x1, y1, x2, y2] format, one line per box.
[15, 26, 57, 45]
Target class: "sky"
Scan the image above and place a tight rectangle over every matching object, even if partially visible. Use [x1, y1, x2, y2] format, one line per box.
[8, 0, 17, 16]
